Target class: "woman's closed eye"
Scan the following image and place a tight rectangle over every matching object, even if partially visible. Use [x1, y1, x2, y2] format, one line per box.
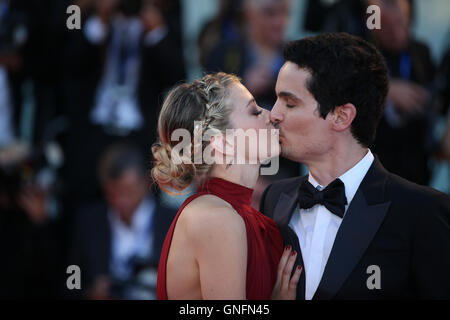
[251, 106, 263, 116]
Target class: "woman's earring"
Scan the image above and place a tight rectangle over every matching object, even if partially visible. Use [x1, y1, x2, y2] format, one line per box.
[226, 158, 233, 169]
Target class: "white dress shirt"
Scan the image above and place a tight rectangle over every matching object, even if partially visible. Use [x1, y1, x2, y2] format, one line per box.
[108, 197, 156, 281]
[84, 15, 166, 133]
[289, 149, 375, 300]
[86, 16, 144, 132]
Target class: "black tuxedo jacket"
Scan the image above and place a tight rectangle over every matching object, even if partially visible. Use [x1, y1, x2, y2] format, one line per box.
[260, 158, 450, 299]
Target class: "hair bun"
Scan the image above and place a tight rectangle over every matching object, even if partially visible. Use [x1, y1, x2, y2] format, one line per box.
[151, 141, 195, 191]
[151, 72, 241, 192]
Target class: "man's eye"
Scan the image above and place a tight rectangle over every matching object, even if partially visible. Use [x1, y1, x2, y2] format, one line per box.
[286, 104, 295, 108]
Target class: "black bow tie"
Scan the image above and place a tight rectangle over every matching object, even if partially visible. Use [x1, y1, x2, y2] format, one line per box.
[297, 178, 348, 218]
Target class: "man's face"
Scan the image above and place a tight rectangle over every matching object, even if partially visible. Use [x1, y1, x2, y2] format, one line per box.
[246, 0, 290, 47]
[103, 169, 146, 224]
[270, 62, 334, 164]
[369, 0, 411, 53]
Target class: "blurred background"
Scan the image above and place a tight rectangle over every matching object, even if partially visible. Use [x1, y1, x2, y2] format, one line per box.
[0, 0, 449, 299]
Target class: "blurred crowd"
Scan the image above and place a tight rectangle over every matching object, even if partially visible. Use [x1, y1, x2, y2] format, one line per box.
[0, 0, 449, 299]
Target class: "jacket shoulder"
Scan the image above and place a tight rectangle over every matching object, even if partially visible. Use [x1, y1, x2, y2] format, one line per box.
[385, 172, 449, 206]
[382, 172, 450, 227]
[260, 175, 306, 216]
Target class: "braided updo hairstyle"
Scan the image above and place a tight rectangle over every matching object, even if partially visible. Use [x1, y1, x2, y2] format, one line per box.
[151, 72, 241, 191]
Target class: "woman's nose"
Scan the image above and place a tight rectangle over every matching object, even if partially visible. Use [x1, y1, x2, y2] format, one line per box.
[262, 108, 271, 125]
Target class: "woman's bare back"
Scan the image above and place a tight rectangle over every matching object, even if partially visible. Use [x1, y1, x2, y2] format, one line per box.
[165, 194, 246, 299]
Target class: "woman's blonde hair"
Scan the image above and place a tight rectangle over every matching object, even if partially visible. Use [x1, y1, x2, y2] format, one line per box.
[151, 72, 241, 191]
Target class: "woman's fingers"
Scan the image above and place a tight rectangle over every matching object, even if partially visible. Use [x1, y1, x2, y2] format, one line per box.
[289, 265, 302, 292]
[281, 249, 297, 291]
[277, 245, 292, 280]
[272, 245, 302, 300]
[272, 246, 292, 299]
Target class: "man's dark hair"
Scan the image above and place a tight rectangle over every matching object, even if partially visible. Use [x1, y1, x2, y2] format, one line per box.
[98, 142, 147, 183]
[283, 32, 389, 147]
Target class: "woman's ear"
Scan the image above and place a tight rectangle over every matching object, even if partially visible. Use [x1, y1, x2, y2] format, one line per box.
[209, 133, 235, 157]
[331, 103, 357, 131]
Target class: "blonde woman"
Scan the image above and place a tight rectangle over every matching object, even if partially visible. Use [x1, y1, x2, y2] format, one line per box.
[153, 73, 301, 299]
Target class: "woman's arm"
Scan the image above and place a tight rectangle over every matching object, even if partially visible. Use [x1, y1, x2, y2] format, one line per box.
[186, 205, 247, 300]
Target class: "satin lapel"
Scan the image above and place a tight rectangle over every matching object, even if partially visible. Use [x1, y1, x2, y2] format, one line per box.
[272, 175, 307, 227]
[272, 177, 307, 300]
[313, 159, 391, 300]
[273, 192, 298, 227]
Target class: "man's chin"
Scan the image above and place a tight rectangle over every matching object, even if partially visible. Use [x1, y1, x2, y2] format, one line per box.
[280, 143, 302, 163]
[279, 144, 291, 159]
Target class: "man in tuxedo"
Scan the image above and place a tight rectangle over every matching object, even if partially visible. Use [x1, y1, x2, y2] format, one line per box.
[260, 33, 450, 299]
[68, 143, 176, 299]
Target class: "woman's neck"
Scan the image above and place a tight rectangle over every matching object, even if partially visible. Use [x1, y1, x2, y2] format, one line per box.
[209, 163, 260, 189]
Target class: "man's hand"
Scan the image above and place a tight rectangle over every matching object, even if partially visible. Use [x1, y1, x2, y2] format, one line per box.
[388, 79, 429, 114]
[88, 275, 112, 300]
[17, 186, 48, 225]
[140, 4, 165, 33]
[244, 65, 273, 97]
[0, 53, 22, 72]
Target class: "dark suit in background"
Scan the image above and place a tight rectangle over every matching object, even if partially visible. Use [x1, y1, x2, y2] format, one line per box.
[372, 40, 436, 186]
[68, 196, 176, 299]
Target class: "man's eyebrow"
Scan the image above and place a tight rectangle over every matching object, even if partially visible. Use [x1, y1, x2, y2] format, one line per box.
[246, 98, 256, 108]
[278, 91, 300, 101]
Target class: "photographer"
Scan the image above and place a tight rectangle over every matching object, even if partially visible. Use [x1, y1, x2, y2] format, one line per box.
[0, 142, 62, 298]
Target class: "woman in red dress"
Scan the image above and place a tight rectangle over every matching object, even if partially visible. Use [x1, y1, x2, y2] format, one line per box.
[152, 73, 301, 299]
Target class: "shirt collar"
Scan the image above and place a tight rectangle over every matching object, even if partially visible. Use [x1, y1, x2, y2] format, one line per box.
[109, 196, 155, 233]
[308, 149, 374, 205]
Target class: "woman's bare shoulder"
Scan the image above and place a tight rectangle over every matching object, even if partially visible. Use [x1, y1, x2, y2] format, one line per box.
[180, 194, 246, 243]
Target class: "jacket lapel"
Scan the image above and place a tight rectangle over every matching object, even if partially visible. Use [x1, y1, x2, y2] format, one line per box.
[272, 175, 308, 227]
[272, 175, 308, 300]
[273, 192, 299, 227]
[313, 158, 391, 300]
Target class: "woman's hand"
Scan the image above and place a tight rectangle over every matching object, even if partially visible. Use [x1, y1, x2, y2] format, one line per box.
[271, 245, 302, 300]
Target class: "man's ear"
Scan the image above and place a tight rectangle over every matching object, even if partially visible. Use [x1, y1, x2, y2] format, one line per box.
[331, 103, 357, 131]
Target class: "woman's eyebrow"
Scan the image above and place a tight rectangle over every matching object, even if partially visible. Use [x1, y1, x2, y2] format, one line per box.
[246, 98, 256, 108]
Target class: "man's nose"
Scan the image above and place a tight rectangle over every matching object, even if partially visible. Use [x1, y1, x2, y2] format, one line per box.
[270, 102, 283, 125]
